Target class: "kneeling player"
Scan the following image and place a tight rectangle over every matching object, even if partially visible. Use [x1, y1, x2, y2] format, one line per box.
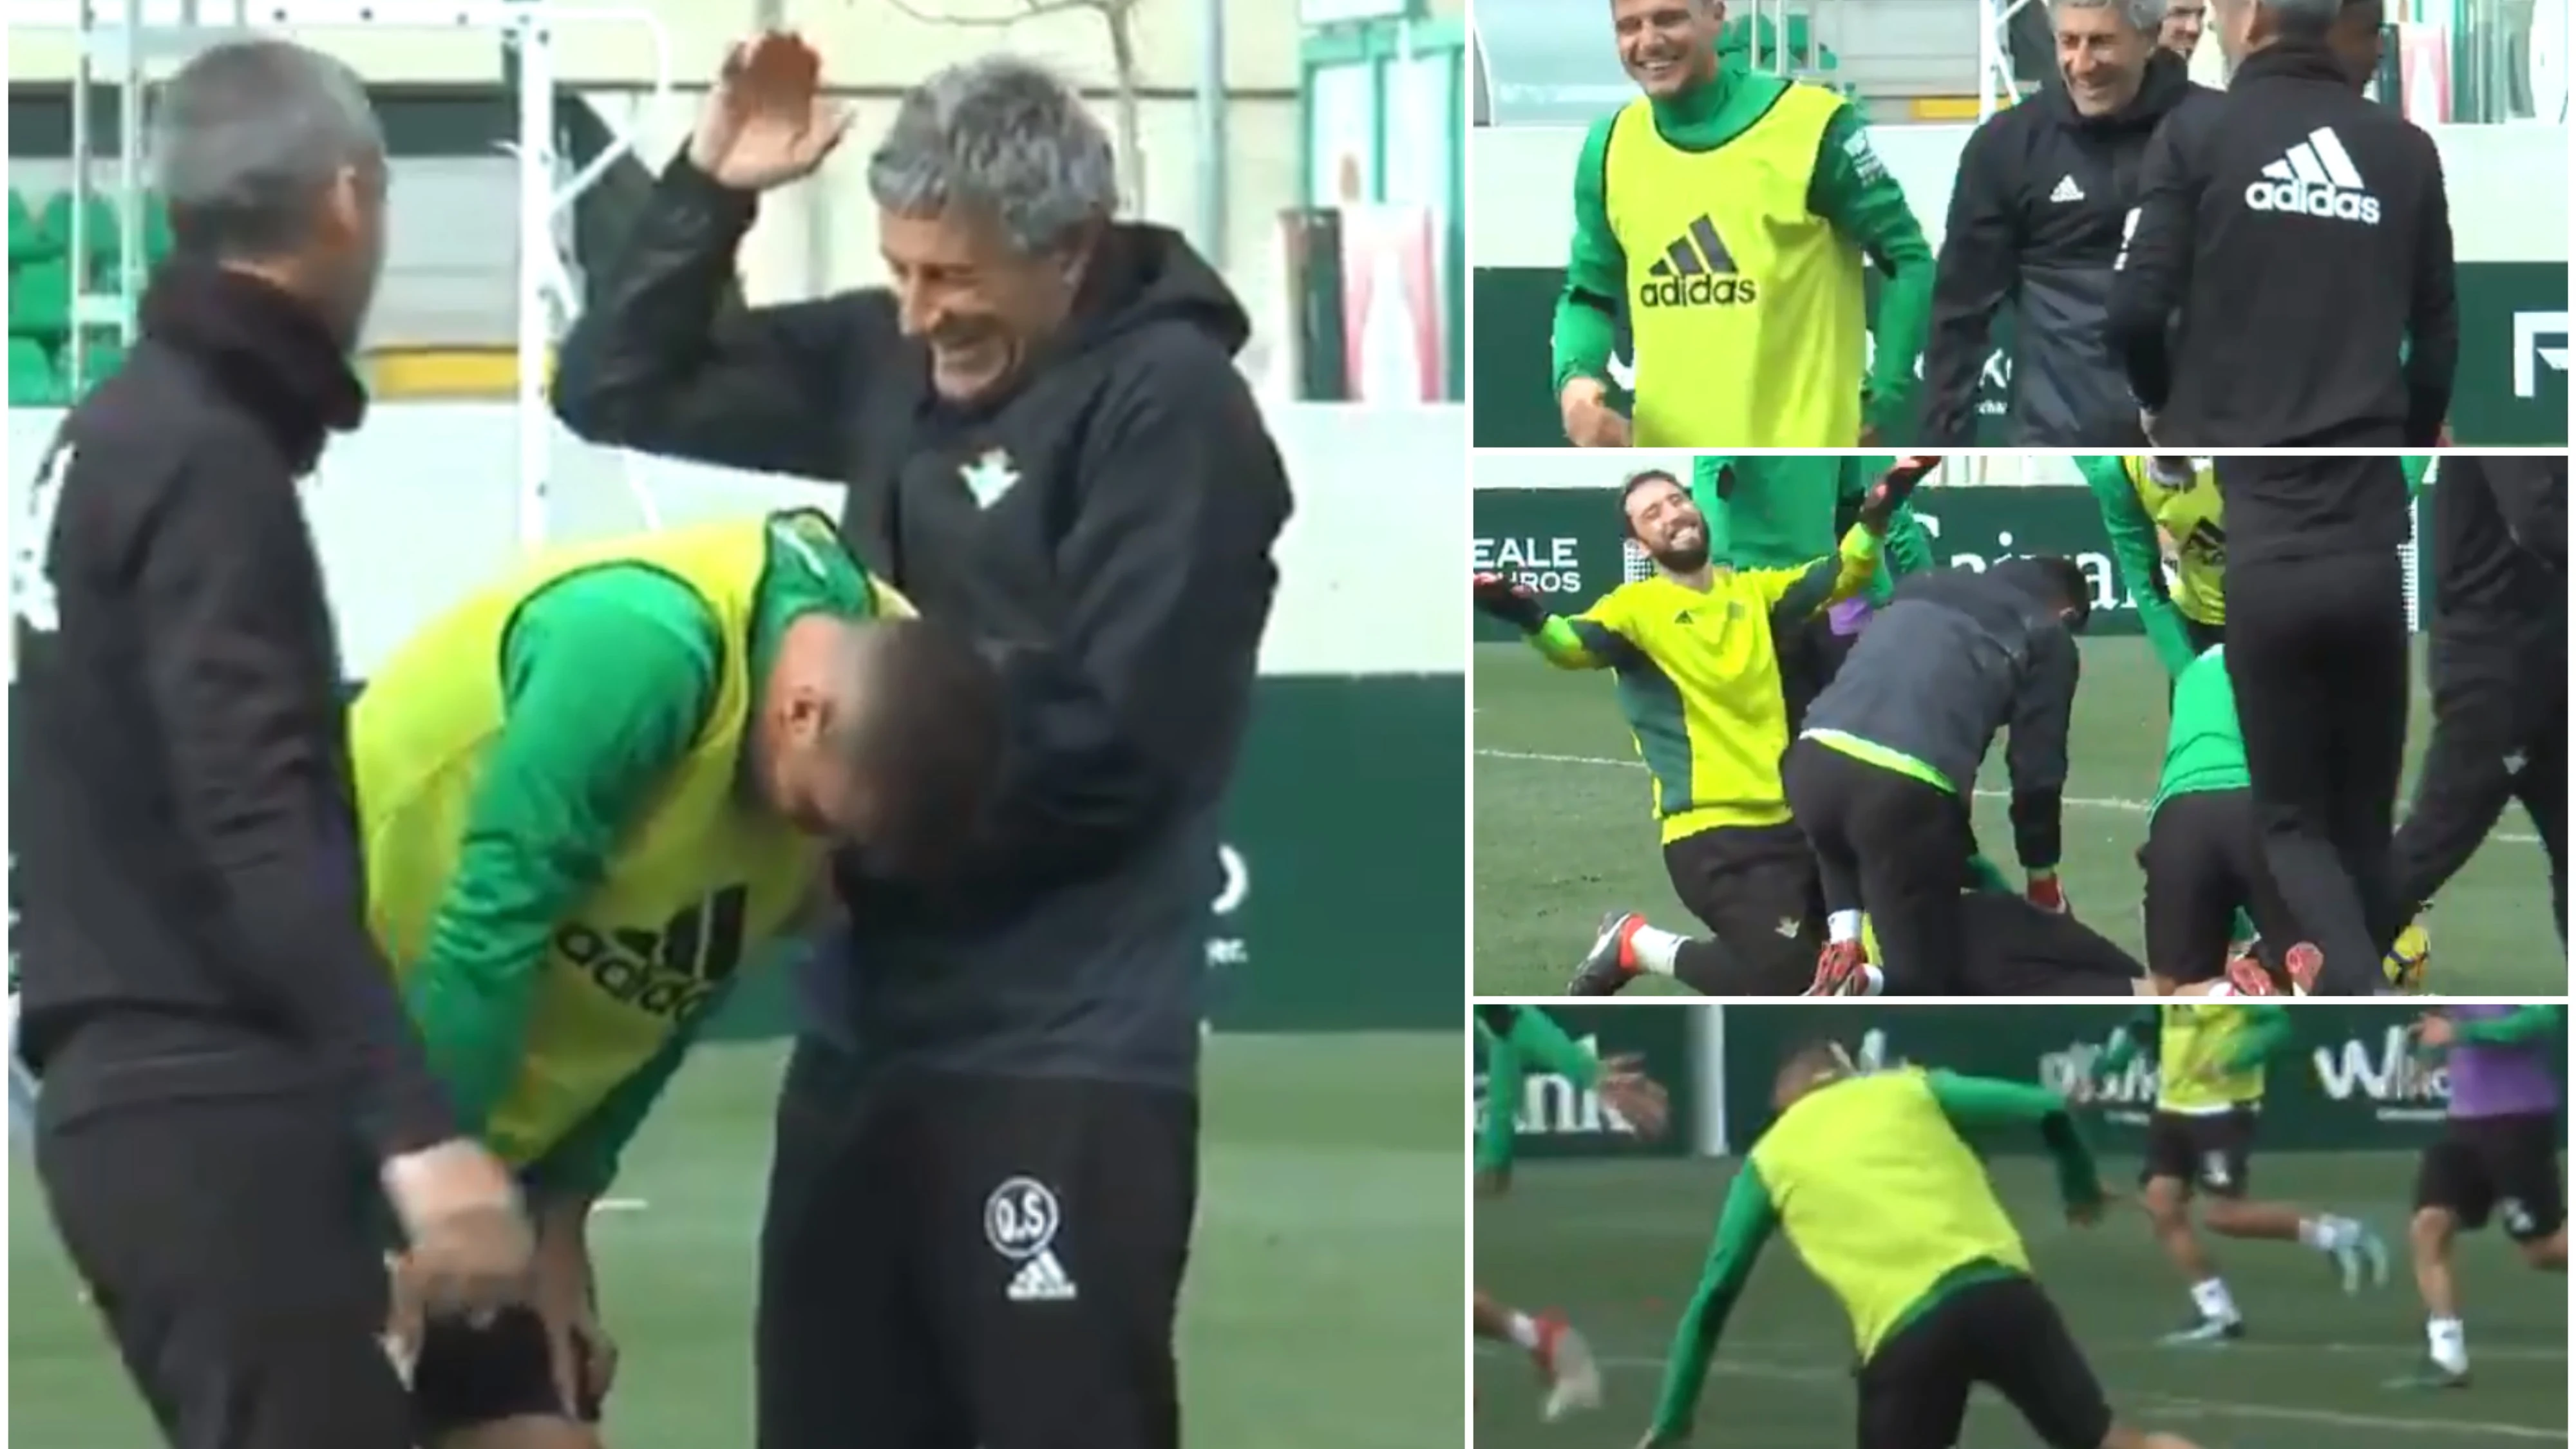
[1639, 1043, 2201, 1449]
[1475, 1007, 1669, 1421]
[359, 510, 1003, 1446]
[2095, 1005, 2385, 1346]
[2394, 1005, 2568, 1389]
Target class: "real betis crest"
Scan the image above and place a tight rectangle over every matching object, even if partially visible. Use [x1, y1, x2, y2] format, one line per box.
[961, 449, 1020, 509]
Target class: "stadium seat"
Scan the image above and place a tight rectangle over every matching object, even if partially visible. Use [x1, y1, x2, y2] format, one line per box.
[40, 190, 133, 267]
[10, 258, 73, 339]
[144, 193, 176, 263]
[8, 336, 64, 405]
[8, 190, 54, 265]
[64, 336, 128, 392]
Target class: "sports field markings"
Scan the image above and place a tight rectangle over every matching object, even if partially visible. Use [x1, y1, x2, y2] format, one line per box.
[1475, 1345, 2567, 1439]
[1475, 748, 2544, 848]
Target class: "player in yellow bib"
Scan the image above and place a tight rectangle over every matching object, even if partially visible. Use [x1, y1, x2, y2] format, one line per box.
[1474, 470, 1900, 994]
[2094, 1004, 2388, 1347]
[354, 509, 1004, 1444]
[1643, 1043, 2202, 1449]
[1551, 0, 1934, 449]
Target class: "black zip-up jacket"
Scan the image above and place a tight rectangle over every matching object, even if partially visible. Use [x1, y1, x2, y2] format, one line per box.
[2426, 454, 2567, 643]
[1801, 560, 2083, 871]
[1923, 52, 2218, 446]
[2213, 453, 2414, 562]
[11, 266, 453, 1153]
[2107, 44, 2458, 446]
[554, 158, 1291, 1087]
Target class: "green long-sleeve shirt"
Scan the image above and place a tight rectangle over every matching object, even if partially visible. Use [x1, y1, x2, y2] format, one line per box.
[2448, 1005, 2566, 1048]
[1475, 1006, 1602, 1175]
[1551, 59, 1933, 440]
[1650, 1072, 2099, 1437]
[400, 511, 869, 1198]
[1685, 457, 1933, 605]
[2078, 456, 2438, 679]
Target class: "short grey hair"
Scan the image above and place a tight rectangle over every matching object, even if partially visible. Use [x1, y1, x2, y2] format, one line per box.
[2051, 0, 2170, 33]
[152, 39, 384, 260]
[867, 56, 1119, 258]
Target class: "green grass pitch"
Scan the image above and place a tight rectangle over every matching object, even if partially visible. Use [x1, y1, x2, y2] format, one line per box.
[1477, 1151, 2569, 1449]
[9, 1033, 1463, 1448]
[1475, 635, 2565, 993]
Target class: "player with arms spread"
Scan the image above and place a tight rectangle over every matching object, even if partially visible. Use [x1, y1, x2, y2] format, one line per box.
[1474, 1006, 1671, 1421]
[1475, 468, 1916, 994]
[355, 509, 1003, 1445]
[2393, 1004, 2568, 1388]
[1552, 0, 1933, 448]
[1640, 1042, 2202, 1449]
[2095, 1003, 2387, 1347]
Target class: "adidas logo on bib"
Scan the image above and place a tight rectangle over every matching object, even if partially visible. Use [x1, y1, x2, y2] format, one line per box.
[1006, 1250, 1081, 1303]
[2244, 126, 2381, 225]
[1636, 214, 1759, 308]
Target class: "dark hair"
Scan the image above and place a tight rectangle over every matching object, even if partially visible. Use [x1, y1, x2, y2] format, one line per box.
[2028, 554, 2094, 632]
[1616, 468, 1686, 541]
[153, 39, 384, 260]
[837, 618, 1007, 878]
[1776, 1037, 1853, 1086]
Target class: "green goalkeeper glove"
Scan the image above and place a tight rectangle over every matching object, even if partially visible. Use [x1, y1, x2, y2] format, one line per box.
[1472, 572, 1549, 633]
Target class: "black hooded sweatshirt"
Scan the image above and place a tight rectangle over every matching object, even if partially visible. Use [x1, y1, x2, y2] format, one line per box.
[1922, 50, 2219, 447]
[553, 158, 1291, 1088]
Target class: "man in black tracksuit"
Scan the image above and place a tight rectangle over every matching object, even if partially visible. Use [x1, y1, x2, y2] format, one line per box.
[2213, 455, 2418, 994]
[1783, 558, 2093, 994]
[2392, 457, 2568, 943]
[1923, 28, 2218, 446]
[553, 47, 1289, 1449]
[2105, 1, 2456, 446]
[14, 40, 524, 1449]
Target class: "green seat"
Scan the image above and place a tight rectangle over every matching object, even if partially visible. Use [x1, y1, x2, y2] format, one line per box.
[144, 193, 176, 263]
[41, 190, 137, 267]
[8, 191, 54, 265]
[10, 258, 72, 338]
[64, 336, 128, 392]
[8, 336, 63, 405]
[1721, 14, 1840, 72]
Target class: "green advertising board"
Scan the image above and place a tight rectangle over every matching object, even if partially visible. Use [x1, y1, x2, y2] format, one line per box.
[1473, 482, 2440, 644]
[1715, 1005, 2561, 1153]
[706, 673, 1465, 1040]
[1473, 1004, 1701, 1159]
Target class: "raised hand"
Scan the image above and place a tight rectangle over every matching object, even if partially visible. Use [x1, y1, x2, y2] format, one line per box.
[688, 32, 851, 192]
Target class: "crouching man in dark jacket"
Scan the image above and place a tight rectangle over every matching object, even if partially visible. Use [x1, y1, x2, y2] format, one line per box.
[552, 34, 1292, 1449]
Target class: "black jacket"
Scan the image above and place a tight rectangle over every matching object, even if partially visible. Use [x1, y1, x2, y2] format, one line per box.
[554, 158, 1292, 1086]
[11, 267, 453, 1153]
[1924, 52, 2218, 446]
[1801, 561, 2082, 871]
[2107, 44, 2458, 446]
[2427, 454, 2566, 641]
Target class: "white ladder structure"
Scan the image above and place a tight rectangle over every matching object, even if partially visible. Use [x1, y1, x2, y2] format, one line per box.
[1979, 0, 2037, 119]
[33, 0, 681, 547]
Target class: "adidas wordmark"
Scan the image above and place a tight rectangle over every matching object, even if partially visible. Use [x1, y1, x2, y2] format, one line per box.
[2244, 126, 2381, 225]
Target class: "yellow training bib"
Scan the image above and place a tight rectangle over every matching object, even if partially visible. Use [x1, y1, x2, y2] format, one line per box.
[1750, 1069, 2031, 1360]
[2123, 457, 2225, 627]
[1606, 82, 1867, 448]
[352, 519, 825, 1166]
[2157, 1004, 2264, 1113]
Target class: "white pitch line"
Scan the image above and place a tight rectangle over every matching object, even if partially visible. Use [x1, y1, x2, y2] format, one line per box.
[1475, 748, 2544, 847]
[1475, 1345, 2567, 1439]
[593, 1197, 648, 1213]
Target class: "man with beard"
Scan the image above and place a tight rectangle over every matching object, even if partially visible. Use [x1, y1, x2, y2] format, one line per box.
[1473, 469, 1910, 994]
[1552, 0, 1933, 448]
[1923, 0, 2220, 447]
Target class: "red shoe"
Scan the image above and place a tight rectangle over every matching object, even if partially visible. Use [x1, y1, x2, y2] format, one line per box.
[1806, 939, 1873, 996]
[1532, 1312, 1602, 1421]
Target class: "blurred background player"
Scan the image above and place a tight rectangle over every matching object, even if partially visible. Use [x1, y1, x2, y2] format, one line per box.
[1474, 1006, 1670, 1421]
[1788, 556, 2093, 993]
[1638, 1041, 2205, 1449]
[2390, 457, 2568, 946]
[1686, 455, 1936, 728]
[352, 509, 1002, 1444]
[1551, 0, 1931, 448]
[2159, 0, 2210, 54]
[2095, 1004, 2387, 1347]
[2394, 1005, 2567, 1388]
[1922, 0, 2217, 448]
[1475, 470, 1891, 994]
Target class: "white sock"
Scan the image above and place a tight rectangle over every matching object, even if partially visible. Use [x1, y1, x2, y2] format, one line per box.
[1506, 1311, 1544, 1351]
[2190, 1278, 2240, 1324]
[1828, 910, 1862, 944]
[2298, 1215, 2356, 1251]
[2427, 1316, 2468, 1373]
[1630, 925, 1686, 976]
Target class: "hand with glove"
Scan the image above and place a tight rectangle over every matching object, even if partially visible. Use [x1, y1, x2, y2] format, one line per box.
[1472, 571, 1549, 634]
[1854, 455, 1940, 536]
